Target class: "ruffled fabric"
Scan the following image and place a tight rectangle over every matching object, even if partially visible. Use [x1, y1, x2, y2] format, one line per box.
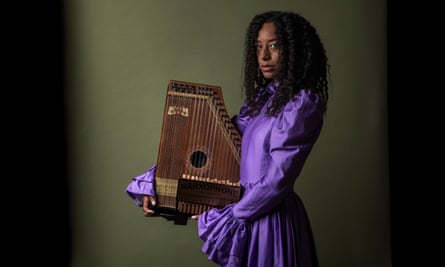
[125, 164, 156, 206]
[197, 193, 319, 267]
[197, 83, 323, 266]
[232, 103, 250, 136]
[198, 205, 249, 266]
[265, 81, 280, 94]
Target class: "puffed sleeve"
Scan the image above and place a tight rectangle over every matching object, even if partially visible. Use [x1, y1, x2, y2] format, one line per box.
[125, 164, 157, 206]
[232, 89, 324, 220]
[231, 101, 250, 136]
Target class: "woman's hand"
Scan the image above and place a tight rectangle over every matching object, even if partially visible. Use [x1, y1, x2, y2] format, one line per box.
[142, 195, 157, 217]
[191, 215, 200, 220]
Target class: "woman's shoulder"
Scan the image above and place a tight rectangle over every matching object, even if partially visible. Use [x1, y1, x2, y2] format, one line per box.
[286, 89, 324, 113]
[274, 89, 324, 132]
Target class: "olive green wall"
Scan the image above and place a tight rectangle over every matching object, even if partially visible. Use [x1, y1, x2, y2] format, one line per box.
[65, 0, 389, 266]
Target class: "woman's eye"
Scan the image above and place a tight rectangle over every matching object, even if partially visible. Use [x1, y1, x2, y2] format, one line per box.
[270, 43, 279, 49]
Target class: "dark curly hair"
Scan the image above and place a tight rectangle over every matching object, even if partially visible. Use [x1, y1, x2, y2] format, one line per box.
[243, 11, 330, 116]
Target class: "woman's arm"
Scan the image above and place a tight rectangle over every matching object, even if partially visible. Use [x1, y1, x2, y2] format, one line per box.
[233, 91, 324, 221]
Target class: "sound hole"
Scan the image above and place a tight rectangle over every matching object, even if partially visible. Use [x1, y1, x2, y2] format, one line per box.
[190, 150, 207, 168]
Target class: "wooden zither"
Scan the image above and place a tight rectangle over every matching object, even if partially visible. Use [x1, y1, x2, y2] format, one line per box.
[154, 80, 241, 217]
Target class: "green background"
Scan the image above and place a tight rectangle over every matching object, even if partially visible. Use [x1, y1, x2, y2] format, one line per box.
[65, 0, 389, 266]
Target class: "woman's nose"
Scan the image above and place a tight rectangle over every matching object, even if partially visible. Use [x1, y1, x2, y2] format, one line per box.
[259, 47, 270, 60]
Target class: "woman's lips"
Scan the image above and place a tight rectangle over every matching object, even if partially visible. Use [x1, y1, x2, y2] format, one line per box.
[261, 65, 274, 72]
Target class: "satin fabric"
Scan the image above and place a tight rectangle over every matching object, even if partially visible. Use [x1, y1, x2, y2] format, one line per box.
[126, 82, 323, 267]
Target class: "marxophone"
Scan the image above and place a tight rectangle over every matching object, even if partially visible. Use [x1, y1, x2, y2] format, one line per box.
[152, 80, 241, 224]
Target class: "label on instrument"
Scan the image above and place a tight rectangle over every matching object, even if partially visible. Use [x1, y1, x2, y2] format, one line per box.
[177, 179, 240, 208]
[167, 106, 189, 117]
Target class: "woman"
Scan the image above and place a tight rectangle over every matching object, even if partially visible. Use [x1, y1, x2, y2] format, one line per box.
[126, 10, 329, 267]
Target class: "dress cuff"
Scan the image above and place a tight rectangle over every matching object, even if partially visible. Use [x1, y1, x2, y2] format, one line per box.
[197, 205, 249, 266]
[125, 165, 156, 206]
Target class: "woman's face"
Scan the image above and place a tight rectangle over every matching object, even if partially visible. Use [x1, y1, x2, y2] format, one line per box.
[256, 22, 281, 81]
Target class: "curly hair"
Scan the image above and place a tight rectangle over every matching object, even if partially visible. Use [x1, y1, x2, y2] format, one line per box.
[243, 11, 330, 116]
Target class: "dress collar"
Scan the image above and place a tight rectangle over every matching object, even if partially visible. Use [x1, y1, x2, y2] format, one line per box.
[265, 81, 280, 94]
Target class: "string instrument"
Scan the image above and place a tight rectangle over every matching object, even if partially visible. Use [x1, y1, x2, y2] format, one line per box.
[154, 80, 241, 220]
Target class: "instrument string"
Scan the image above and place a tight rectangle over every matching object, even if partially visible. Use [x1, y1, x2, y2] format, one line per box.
[208, 89, 218, 182]
[158, 81, 241, 213]
[169, 83, 180, 199]
[196, 86, 206, 180]
[217, 91, 230, 184]
[186, 83, 197, 178]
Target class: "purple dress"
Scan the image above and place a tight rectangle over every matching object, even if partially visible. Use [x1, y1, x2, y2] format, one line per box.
[126, 82, 323, 267]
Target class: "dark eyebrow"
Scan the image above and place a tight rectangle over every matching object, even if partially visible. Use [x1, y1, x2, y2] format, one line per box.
[256, 38, 277, 43]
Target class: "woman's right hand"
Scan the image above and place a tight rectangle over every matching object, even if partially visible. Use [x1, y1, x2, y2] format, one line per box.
[142, 195, 157, 217]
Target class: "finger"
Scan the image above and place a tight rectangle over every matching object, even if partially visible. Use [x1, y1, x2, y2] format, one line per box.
[142, 205, 155, 217]
[191, 215, 199, 220]
[142, 196, 155, 216]
[149, 196, 156, 207]
[142, 196, 150, 209]
[143, 209, 155, 217]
